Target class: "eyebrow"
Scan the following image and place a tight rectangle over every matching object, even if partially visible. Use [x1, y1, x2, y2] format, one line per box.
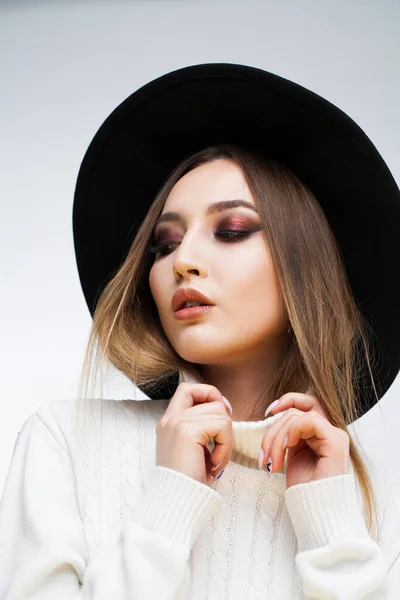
[154, 199, 259, 228]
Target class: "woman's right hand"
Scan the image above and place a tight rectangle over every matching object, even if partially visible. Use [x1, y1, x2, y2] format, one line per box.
[155, 382, 234, 487]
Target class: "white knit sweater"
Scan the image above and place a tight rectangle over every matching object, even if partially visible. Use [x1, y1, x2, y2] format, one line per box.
[0, 377, 400, 598]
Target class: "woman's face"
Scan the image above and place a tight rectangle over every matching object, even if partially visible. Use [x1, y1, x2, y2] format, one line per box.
[148, 158, 288, 367]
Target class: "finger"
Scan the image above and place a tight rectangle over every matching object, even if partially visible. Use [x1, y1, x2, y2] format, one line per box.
[265, 392, 328, 419]
[260, 413, 302, 471]
[204, 445, 214, 473]
[182, 401, 234, 471]
[204, 446, 222, 486]
[185, 400, 233, 418]
[164, 384, 233, 472]
[259, 409, 303, 468]
[190, 401, 233, 476]
[163, 383, 232, 418]
[169, 413, 234, 472]
[208, 414, 235, 472]
[285, 411, 337, 457]
[269, 414, 307, 473]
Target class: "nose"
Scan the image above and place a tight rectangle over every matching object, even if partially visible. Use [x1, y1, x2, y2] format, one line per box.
[172, 232, 210, 280]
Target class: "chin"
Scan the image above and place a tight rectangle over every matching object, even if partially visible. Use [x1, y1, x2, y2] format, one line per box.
[171, 346, 211, 365]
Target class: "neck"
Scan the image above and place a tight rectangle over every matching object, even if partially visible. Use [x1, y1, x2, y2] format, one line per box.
[196, 335, 288, 422]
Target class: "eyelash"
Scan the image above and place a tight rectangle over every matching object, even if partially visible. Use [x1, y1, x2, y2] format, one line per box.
[149, 229, 254, 257]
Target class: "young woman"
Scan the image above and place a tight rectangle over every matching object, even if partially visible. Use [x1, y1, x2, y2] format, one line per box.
[1, 63, 400, 599]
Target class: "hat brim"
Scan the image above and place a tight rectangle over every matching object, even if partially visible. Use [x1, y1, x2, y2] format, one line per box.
[73, 62, 400, 413]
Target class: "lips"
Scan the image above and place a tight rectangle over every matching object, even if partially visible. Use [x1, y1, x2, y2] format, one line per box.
[172, 287, 214, 312]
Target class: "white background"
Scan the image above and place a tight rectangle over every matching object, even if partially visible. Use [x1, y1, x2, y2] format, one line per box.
[1, 0, 399, 493]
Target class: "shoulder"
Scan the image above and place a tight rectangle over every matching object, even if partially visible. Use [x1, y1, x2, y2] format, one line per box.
[30, 397, 170, 449]
[365, 455, 400, 506]
[34, 396, 170, 421]
[364, 455, 400, 564]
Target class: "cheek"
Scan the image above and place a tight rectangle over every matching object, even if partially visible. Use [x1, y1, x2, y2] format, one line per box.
[233, 251, 275, 293]
[149, 263, 174, 317]
[230, 255, 283, 317]
[148, 265, 162, 307]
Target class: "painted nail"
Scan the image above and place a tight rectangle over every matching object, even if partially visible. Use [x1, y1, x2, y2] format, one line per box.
[211, 459, 224, 472]
[257, 448, 265, 470]
[216, 468, 225, 479]
[222, 396, 233, 416]
[264, 400, 280, 418]
[283, 435, 288, 450]
[266, 456, 273, 474]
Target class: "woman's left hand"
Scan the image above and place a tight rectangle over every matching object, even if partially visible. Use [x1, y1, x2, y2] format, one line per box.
[259, 393, 351, 489]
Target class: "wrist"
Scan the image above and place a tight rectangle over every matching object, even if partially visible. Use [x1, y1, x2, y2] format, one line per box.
[285, 474, 369, 552]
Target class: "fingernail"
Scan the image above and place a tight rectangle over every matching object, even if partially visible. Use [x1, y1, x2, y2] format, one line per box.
[222, 396, 233, 416]
[264, 399, 280, 418]
[216, 468, 225, 479]
[257, 448, 265, 470]
[211, 459, 224, 472]
[283, 435, 288, 450]
[266, 456, 273, 474]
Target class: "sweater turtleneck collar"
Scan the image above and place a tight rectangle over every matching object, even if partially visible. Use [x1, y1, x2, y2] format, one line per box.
[178, 368, 289, 473]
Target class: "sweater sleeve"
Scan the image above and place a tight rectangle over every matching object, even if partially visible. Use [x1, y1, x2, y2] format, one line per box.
[0, 408, 223, 600]
[285, 471, 400, 600]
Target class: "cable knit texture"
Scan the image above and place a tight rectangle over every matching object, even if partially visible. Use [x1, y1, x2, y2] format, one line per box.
[0, 370, 399, 599]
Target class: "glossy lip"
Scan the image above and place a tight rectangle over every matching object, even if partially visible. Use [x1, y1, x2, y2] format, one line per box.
[173, 305, 215, 320]
[171, 287, 215, 312]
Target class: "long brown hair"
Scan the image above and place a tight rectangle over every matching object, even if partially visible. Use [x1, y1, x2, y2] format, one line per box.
[76, 143, 383, 541]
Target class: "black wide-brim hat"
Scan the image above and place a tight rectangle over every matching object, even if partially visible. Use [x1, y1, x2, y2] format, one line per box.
[73, 62, 400, 415]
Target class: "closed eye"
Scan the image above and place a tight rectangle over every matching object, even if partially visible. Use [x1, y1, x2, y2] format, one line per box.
[149, 228, 260, 257]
